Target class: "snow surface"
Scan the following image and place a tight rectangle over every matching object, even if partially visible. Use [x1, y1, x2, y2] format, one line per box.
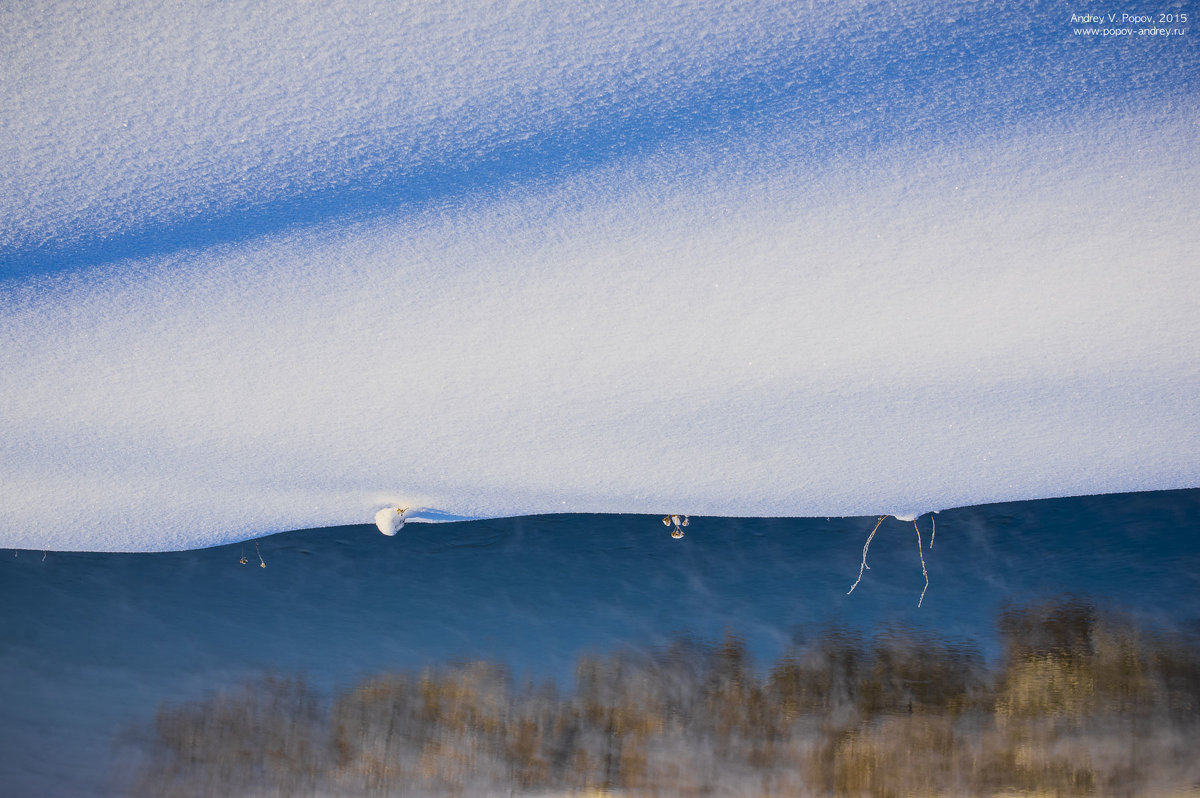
[2, 0, 1198, 552]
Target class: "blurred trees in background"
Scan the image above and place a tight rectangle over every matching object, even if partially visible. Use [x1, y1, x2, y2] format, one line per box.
[129, 597, 1200, 797]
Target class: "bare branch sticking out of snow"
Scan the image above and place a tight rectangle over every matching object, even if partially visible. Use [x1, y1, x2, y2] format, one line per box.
[914, 519, 929, 607]
[848, 515, 888, 595]
[847, 515, 932, 606]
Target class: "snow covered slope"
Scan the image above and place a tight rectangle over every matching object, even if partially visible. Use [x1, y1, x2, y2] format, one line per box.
[2, 0, 1197, 551]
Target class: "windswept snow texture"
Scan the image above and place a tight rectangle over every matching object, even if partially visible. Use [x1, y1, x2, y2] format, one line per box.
[2, 0, 1198, 551]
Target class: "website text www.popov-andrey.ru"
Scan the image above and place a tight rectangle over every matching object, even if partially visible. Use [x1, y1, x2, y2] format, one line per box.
[1070, 9, 1188, 36]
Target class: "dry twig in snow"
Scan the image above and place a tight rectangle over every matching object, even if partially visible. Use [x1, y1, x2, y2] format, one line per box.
[847, 515, 888, 595]
[914, 520, 929, 607]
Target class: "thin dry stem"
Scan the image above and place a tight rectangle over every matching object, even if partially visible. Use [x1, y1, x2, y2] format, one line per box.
[914, 520, 929, 607]
[930, 515, 936, 548]
[847, 515, 888, 595]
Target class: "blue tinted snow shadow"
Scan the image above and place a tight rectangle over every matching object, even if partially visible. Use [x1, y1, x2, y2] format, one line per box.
[3, 2, 1195, 281]
[2, 488, 1200, 796]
